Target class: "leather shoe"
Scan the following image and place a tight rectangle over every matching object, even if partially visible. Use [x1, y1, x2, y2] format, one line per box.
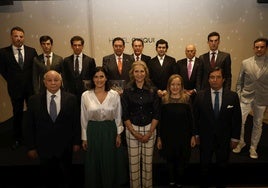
[11, 141, 21, 150]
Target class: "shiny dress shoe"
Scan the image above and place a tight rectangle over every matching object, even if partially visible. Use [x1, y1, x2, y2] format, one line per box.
[11, 141, 21, 150]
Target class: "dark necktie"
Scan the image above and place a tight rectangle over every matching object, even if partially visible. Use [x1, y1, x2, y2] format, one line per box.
[17, 48, 24, 69]
[136, 56, 139, 61]
[50, 94, 57, 122]
[75, 55, 79, 76]
[214, 91, 219, 118]
[210, 52, 216, 68]
[46, 55, 51, 68]
[187, 59, 192, 79]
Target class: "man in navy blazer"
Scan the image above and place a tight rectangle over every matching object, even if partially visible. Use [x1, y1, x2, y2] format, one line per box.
[25, 70, 81, 188]
[102, 37, 134, 85]
[0, 26, 37, 149]
[193, 67, 241, 187]
[197, 32, 232, 91]
[62, 35, 96, 106]
[33, 35, 63, 94]
[147, 39, 176, 96]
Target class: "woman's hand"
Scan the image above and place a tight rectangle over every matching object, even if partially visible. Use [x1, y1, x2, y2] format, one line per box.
[82, 140, 88, 151]
[116, 134, 121, 148]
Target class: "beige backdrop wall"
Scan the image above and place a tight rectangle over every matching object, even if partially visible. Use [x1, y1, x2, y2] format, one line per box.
[0, 0, 268, 122]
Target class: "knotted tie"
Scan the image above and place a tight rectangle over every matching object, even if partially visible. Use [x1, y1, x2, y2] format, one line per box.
[187, 59, 192, 79]
[210, 52, 216, 68]
[46, 55, 51, 68]
[214, 91, 219, 118]
[118, 57, 122, 74]
[50, 94, 57, 122]
[17, 48, 24, 69]
[75, 55, 79, 76]
[136, 56, 139, 61]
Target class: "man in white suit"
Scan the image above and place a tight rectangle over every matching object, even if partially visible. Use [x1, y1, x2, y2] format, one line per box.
[233, 37, 268, 159]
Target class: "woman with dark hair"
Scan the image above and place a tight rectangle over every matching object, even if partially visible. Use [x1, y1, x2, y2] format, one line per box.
[81, 66, 124, 187]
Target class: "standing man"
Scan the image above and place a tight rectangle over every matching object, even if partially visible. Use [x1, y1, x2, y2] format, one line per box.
[33, 35, 63, 94]
[176, 44, 201, 103]
[62, 35, 96, 106]
[197, 31, 232, 91]
[0, 26, 37, 149]
[102, 37, 134, 85]
[25, 70, 81, 188]
[193, 67, 241, 187]
[131, 38, 151, 64]
[147, 39, 176, 96]
[232, 37, 268, 159]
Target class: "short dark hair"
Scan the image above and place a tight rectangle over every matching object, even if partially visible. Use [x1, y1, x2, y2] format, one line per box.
[208, 66, 224, 79]
[112, 37, 125, 46]
[39, 35, 53, 45]
[10, 26, 24, 35]
[207, 31, 220, 41]
[156, 39, 168, 49]
[70, 36, 84, 45]
[254, 37, 268, 47]
[132, 38, 144, 46]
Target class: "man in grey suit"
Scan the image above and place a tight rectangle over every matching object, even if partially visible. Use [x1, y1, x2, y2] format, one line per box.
[33, 35, 63, 94]
[25, 70, 81, 188]
[232, 37, 268, 159]
[197, 31, 232, 91]
[102, 37, 134, 86]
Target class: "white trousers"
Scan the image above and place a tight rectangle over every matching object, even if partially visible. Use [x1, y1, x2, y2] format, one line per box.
[240, 101, 267, 149]
[126, 124, 156, 188]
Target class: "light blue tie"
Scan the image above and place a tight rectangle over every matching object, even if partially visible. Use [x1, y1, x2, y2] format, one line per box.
[50, 95, 57, 122]
[214, 91, 219, 118]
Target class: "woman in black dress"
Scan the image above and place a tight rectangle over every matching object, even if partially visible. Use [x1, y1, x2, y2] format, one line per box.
[157, 74, 196, 187]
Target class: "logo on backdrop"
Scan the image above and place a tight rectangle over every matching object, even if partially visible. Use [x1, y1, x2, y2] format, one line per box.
[108, 37, 155, 45]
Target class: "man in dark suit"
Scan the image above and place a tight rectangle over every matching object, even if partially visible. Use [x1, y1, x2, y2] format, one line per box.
[0, 26, 37, 149]
[197, 31, 232, 91]
[147, 39, 176, 96]
[131, 38, 151, 64]
[176, 44, 201, 103]
[193, 67, 241, 187]
[33, 35, 63, 94]
[102, 37, 134, 86]
[62, 35, 96, 106]
[25, 70, 81, 188]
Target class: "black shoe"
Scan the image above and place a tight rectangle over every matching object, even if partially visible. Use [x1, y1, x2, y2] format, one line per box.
[11, 141, 21, 150]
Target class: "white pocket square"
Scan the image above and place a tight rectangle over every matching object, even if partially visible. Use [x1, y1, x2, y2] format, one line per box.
[227, 105, 233, 108]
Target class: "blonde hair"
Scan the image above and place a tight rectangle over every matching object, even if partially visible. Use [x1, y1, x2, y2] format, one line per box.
[162, 74, 189, 104]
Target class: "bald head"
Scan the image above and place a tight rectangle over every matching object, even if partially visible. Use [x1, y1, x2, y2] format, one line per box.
[185, 44, 196, 59]
[43, 70, 62, 94]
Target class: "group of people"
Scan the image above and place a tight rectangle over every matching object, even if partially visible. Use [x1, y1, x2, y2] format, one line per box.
[0, 26, 268, 188]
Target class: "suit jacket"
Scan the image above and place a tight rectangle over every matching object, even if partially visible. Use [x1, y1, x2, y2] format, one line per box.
[193, 88, 241, 162]
[33, 53, 63, 94]
[147, 55, 176, 90]
[176, 57, 201, 91]
[236, 55, 268, 106]
[25, 90, 80, 158]
[132, 53, 151, 64]
[62, 54, 96, 103]
[197, 51, 232, 91]
[102, 53, 134, 84]
[0, 45, 37, 99]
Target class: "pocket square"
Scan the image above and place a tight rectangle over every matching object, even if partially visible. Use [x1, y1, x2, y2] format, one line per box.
[227, 105, 233, 108]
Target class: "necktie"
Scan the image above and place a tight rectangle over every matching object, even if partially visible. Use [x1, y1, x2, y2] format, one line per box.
[214, 91, 219, 118]
[210, 52, 216, 68]
[50, 94, 57, 122]
[118, 57, 122, 74]
[75, 55, 79, 76]
[136, 56, 139, 61]
[46, 55, 51, 68]
[187, 59, 192, 79]
[17, 48, 24, 69]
